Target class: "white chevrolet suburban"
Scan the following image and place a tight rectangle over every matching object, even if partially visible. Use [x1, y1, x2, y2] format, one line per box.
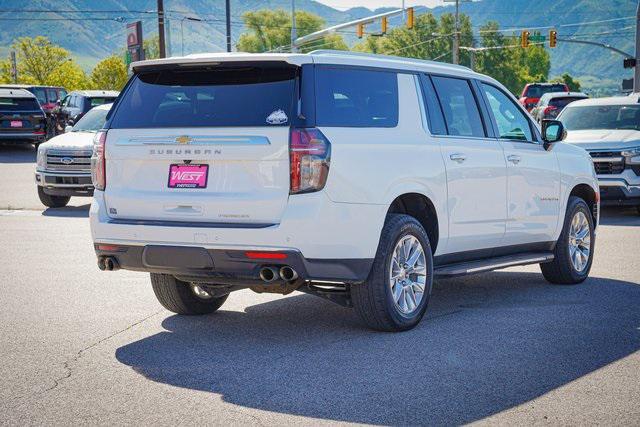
[90, 51, 599, 331]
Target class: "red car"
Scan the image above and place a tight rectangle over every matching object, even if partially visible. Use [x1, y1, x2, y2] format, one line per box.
[518, 83, 569, 111]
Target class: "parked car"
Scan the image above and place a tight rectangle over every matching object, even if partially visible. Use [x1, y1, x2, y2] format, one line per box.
[531, 92, 589, 123]
[0, 88, 46, 145]
[519, 83, 569, 111]
[0, 84, 67, 138]
[55, 90, 118, 132]
[35, 104, 111, 208]
[559, 94, 640, 214]
[90, 51, 598, 332]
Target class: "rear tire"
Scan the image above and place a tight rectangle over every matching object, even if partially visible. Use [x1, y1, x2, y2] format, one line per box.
[541, 196, 594, 284]
[37, 186, 70, 208]
[150, 273, 228, 315]
[352, 214, 434, 332]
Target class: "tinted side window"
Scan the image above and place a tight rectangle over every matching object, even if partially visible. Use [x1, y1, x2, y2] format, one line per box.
[315, 67, 398, 127]
[482, 83, 533, 142]
[419, 75, 447, 135]
[431, 76, 485, 138]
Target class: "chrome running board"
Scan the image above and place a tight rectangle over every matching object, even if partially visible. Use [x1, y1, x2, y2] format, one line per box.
[434, 252, 555, 278]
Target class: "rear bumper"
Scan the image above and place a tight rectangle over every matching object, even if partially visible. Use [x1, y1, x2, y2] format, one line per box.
[598, 178, 640, 206]
[94, 244, 372, 283]
[90, 190, 386, 282]
[0, 132, 45, 142]
[35, 170, 94, 197]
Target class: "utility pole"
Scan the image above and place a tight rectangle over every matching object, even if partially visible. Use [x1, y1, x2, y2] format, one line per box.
[635, 0, 640, 92]
[291, 0, 297, 53]
[225, 0, 232, 52]
[453, 0, 459, 65]
[10, 51, 17, 83]
[157, 0, 166, 58]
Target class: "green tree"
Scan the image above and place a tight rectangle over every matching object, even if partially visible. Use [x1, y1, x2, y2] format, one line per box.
[91, 56, 128, 90]
[0, 59, 11, 84]
[143, 34, 160, 60]
[47, 60, 91, 91]
[552, 73, 581, 91]
[12, 36, 70, 84]
[237, 9, 347, 53]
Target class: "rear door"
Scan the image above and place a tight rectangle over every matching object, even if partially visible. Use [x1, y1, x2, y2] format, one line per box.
[479, 82, 560, 246]
[103, 62, 298, 226]
[427, 75, 508, 254]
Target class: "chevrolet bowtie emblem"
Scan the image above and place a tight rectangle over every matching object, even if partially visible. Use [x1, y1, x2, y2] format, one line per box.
[175, 135, 192, 144]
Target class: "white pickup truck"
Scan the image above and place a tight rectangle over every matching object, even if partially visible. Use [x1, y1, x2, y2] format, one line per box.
[89, 51, 599, 331]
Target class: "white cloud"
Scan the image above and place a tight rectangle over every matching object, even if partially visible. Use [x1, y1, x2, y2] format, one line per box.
[313, 0, 444, 11]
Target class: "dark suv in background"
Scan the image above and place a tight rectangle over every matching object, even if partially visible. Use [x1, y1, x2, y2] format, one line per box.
[518, 82, 569, 111]
[0, 88, 47, 145]
[55, 90, 119, 131]
[0, 84, 67, 138]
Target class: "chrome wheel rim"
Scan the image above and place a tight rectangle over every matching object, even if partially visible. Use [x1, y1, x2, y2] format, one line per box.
[389, 235, 427, 315]
[568, 211, 591, 272]
[190, 283, 213, 300]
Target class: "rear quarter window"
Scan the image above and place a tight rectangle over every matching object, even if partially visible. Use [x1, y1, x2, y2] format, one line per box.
[315, 67, 399, 128]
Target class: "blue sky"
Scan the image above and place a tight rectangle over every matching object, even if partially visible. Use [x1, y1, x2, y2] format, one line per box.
[314, 0, 444, 11]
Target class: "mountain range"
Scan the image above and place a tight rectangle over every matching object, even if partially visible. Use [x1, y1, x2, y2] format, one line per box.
[0, 0, 635, 93]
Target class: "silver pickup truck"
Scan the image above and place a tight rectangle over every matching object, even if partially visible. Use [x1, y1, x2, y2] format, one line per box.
[35, 103, 111, 208]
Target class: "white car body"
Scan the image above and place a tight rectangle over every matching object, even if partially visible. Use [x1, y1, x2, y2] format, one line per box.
[89, 51, 599, 328]
[559, 95, 640, 207]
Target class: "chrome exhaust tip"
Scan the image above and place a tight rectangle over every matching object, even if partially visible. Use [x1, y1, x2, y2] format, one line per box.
[259, 266, 279, 282]
[279, 266, 298, 281]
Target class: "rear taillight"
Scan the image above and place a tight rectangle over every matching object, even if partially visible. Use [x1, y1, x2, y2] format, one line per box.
[289, 128, 331, 194]
[91, 130, 107, 191]
[543, 106, 558, 116]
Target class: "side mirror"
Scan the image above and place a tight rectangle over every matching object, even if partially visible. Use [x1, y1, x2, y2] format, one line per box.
[541, 119, 566, 150]
[55, 99, 61, 106]
[64, 125, 73, 133]
[66, 119, 74, 126]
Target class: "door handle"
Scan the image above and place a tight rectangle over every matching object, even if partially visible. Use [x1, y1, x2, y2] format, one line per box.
[507, 154, 521, 164]
[449, 153, 467, 163]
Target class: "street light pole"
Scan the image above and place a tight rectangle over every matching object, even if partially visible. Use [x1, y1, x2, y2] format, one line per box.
[157, 0, 166, 58]
[453, 0, 459, 65]
[225, 0, 232, 52]
[291, 0, 297, 53]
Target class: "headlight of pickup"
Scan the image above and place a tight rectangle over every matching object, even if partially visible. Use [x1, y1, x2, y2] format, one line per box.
[36, 146, 46, 168]
[622, 147, 640, 164]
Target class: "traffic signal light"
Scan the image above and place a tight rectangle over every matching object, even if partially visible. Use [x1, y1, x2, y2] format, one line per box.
[549, 30, 557, 48]
[521, 30, 530, 48]
[356, 23, 364, 38]
[381, 16, 388, 34]
[407, 7, 414, 29]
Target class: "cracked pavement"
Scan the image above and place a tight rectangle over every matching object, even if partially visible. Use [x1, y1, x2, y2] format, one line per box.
[1, 145, 640, 425]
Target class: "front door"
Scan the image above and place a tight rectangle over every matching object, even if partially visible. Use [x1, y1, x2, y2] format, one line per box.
[479, 83, 560, 246]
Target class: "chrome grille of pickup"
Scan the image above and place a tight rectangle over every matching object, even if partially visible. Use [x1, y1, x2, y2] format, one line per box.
[45, 149, 93, 172]
[589, 151, 625, 175]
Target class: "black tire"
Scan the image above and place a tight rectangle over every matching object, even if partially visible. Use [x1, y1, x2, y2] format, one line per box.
[541, 196, 595, 284]
[150, 273, 228, 315]
[37, 186, 70, 208]
[352, 214, 434, 332]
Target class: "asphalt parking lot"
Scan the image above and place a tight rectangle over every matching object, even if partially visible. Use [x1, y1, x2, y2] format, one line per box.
[1, 144, 639, 425]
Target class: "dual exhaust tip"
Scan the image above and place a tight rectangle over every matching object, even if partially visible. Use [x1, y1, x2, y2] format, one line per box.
[259, 266, 298, 283]
[98, 256, 120, 271]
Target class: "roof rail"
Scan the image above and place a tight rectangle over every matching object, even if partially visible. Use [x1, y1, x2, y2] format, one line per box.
[309, 49, 472, 72]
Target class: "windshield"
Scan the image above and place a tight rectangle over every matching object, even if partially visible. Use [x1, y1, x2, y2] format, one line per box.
[560, 105, 640, 131]
[0, 97, 41, 111]
[525, 84, 566, 98]
[71, 107, 109, 132]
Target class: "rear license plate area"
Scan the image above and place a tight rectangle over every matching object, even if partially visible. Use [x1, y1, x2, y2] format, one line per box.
[168, 164, 209, 189]
[10, 120, 23, 128]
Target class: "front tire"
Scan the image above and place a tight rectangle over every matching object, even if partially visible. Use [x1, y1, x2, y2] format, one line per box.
[150, 273, 228, 315]
[352, 214, 434, 332]
[37, 186, 70, 208]
[541, 196, 595, 284]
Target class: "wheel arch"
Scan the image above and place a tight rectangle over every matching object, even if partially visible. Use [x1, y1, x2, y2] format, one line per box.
[386, 192, 440, 254]
[568, 183, 599, 225]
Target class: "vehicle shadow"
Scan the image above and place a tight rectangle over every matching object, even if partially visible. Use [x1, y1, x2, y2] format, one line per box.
[0, 144, 36, 164]
[599, 207, 640, 227]
[115, 271, 640, 425]
[41, 204, 90, 217]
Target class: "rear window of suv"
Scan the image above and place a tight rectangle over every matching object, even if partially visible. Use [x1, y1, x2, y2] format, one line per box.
[109, 64, 297, 128]
[0, 97, 41, 111]
[525, 84, 566, 98]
